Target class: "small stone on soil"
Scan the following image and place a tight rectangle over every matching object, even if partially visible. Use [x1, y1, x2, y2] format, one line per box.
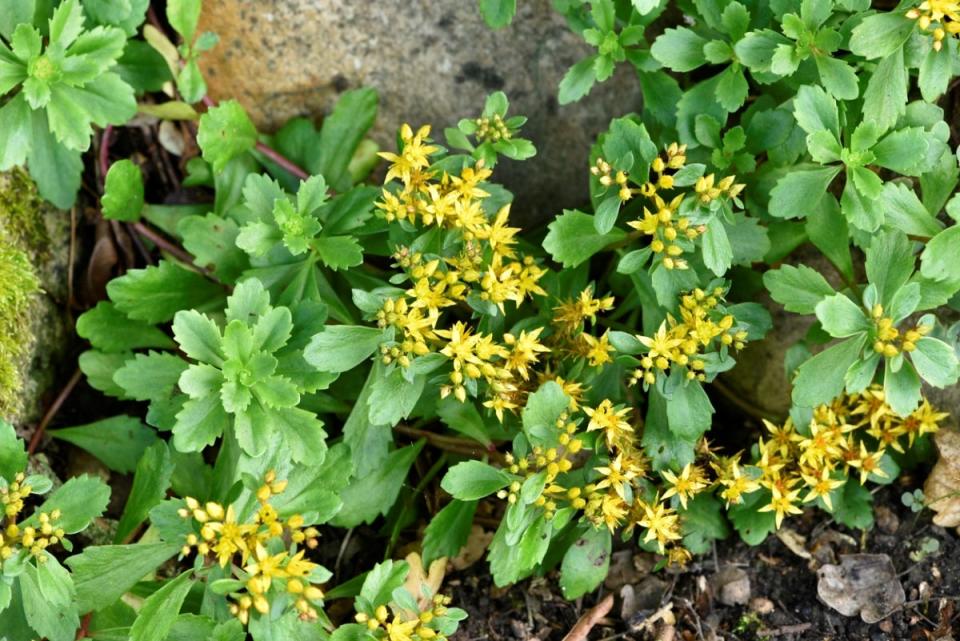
[712, 565, 751, 606]
[817, 554, 905, 624]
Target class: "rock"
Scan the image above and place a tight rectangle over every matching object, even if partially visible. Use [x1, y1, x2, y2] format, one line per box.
[0, 169, 71, 428]
[712, 565, 751, 606]
[197, 0, 641, 225]
[874, 505, 900, 535]
[817, 554, 905, 624]
[749, 597, 774, 614]
[924, 428, 960, 532]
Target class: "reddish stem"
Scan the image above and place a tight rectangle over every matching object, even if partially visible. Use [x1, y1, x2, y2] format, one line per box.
[255, 141, 310, 180]
[99, 126, 113, 189]
[76, 612, 93, 639]
[28, 368, 82, 456]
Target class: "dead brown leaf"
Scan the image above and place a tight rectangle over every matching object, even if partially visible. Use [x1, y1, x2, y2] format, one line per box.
[817, 554, 905, 624]
[561, 593, 614, 641]
[449, 525, 492, 570]
[403, 552, 446, 613]
[924, 429, 960, 531]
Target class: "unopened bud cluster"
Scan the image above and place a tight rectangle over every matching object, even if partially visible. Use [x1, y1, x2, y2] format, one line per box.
[1, 473, 66, 562]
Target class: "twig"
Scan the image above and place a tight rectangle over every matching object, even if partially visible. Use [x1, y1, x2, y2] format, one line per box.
[130, 221, 214, 280]
[394, 424, 502, 460]
[75, 612, 93, 639]
[755, 623, 813, 637]
[561, 593, 614, 641]
[28, 368, 82, 456]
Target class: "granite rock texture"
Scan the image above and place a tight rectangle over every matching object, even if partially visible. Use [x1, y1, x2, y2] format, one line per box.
[197, 0, 642, 225]
[0, 170, 71, 428]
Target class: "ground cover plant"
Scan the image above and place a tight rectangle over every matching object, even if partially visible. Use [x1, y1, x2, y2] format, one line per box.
[0, 0, 959, 639]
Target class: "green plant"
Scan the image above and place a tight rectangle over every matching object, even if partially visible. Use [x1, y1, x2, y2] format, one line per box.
[6, 0, 960, 636]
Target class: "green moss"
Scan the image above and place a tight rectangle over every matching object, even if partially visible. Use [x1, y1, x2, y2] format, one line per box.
[0, 168, 51, 257]
[0, 243, 40, 418]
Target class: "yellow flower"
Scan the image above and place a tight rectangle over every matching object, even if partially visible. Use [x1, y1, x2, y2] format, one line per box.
[847, 442, 887, 485]
[758, 487, 803, 529]
[583, 400, 633, 449]
[594, 453, 639, 500]
[800, 466, 845, 511]
[660, 463, 707, 509]
[580, 331, 614, 367]
[637, 496, 682, 553]
[503, 328, 550, 381]
[717, 460, 760, 508]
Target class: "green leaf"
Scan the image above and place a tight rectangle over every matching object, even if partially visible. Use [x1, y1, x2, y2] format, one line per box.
[367, 366, 425, 426]
[312, 88, 378, 191]
[129, 572, 194, 641]
[884, 358, 922, 417]
[441, 461, 513, 501]
[862, 46, 907, 134]
[331, 440, 425, 527]
[872, 128, 930, 176]
[522, 381, 570, 447]
[478, 0, 517, 29]
[768, 166, 840, 219]
[680, 492, 731, 553]
[358, 559, 409, 611]
[919, 43, 953, 102]
[304, 325, 385, 373]
[830, 479, 873, 529]
[879, 182, 943, 238]
[79, 350, 131, 398]
[558, 56, 597, 105]
[665, 373, 713, 441]
[172, 394, 229, 452]
[815, 54, 858, 100]
[108, 261, 225, 324]
[865, 230, 915, 306]
[543, 209, 625, 267]
[815, 294, 869, 338]
[66, 543, 179, 613]
[178, 214, 247, 282]
[115, 441, 174, 543]
[702, 216, 733, 276]
[849, 12, 914, 59]
[806, 195, 853, 281]
[0, 419, 27, 481]
[920, 226, 960, 283]
[422, 500, 477, 565]
[31, 474, 111, 533]
[27, 109, 85, 208]
[715, 66, 749, 112]
[593, 195, 621, 235]
[21, 558, 79, 641]
[166, 0, 200, 41]
[792, 336, 865, 407]
[559, 527, 611, 599]
[651, 27, 708, 72]
[910, 337, 959, 389]
[728, 489, 776, 545]
[314, 235, 364, 270]
[343, 363, 392, 478]
[762, 264, 835, 314]
[101, 159, 145, 221]
[436, 396, 495, 446]
[114, 352, 188, 402]
[76, 301, 174, 353]
[177, 58, 206, 104]
[197, 100, 257, 173]
[49, 415, 157, 474]
[793, 84, 839, 138]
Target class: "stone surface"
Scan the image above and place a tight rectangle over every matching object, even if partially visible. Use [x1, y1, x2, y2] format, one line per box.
[817, 554, 905, 624]
[197, 0, 642, 225]
[0, 170, 71, 428]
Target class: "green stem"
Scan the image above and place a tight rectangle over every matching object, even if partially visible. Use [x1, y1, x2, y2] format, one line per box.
[384, 453, 448, 560]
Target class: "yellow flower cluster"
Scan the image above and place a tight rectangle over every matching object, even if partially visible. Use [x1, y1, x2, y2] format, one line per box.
[374, 123, 560, 419]
[551, 287, 616, 367]
[179, 471, 324, 625]
[355, 594, 453, 641]
[742, 386, 948, 528]
[907, 1, 960, 50]
[629, 287, 747, 386]
[870, 304, 931, 357]
[474, 114, 511, 143]
[1, 473, 65, 561]
[593, 143, 744, 271]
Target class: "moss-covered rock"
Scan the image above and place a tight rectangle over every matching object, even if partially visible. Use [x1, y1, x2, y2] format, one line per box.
[0, 169, 71, 428]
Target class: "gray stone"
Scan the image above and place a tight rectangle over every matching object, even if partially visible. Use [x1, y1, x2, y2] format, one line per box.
[0, 169, 71, 429]
[817, 554, 905, 624]
[197, 0, 642, 225]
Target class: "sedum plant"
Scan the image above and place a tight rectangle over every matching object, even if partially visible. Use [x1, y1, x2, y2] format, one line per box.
[5, 0, 960, 636]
